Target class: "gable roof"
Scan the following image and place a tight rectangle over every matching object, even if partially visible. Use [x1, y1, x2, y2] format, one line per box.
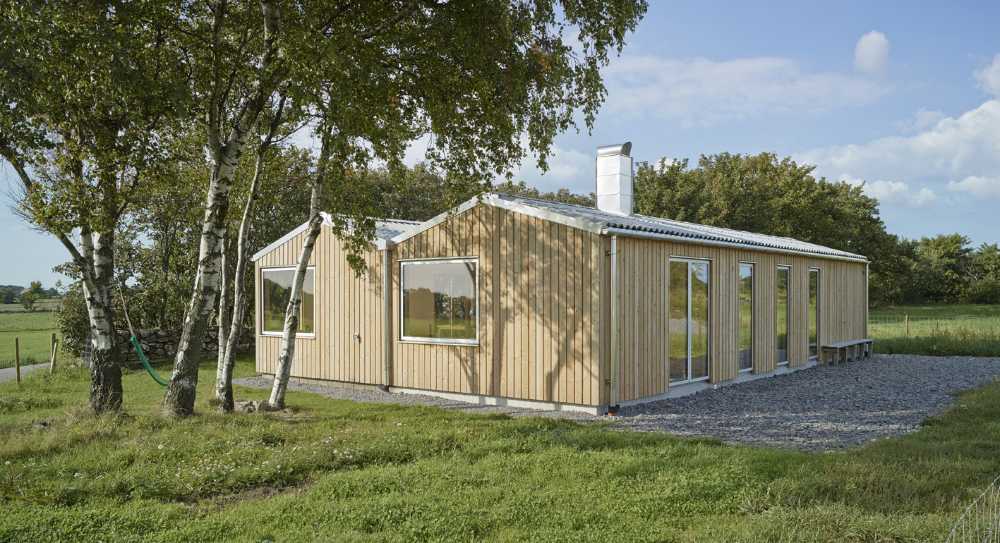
[251, 213, 420, 262]
[391, 193, 868, 263]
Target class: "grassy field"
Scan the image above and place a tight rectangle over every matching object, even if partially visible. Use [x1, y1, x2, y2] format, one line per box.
[870, 304, 1000, 357]
[0, 310, 60, 370]
[2, 359, 1000, 541]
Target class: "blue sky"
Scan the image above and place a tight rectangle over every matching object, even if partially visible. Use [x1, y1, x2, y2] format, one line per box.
[3, 0, 1000, 287]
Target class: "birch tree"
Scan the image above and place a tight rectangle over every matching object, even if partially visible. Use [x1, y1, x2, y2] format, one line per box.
[215, 94, 292, 412]
[0, 1, 188, 412]
[163, 0, 647, 415]
[162, 0, 287, 416]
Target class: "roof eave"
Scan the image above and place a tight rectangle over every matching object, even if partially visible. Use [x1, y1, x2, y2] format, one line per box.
[601, 226, 869, 263]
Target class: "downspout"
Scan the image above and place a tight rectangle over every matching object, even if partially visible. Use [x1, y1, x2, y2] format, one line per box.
[380, 246, 393, 392]
[864, 261, 870, 339]
[609, 235, 620, 413]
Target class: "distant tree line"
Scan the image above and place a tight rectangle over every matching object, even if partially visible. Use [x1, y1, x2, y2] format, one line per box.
[0, 282, 60, 309]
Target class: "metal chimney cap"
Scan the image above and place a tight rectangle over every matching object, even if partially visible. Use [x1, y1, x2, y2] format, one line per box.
[596, 142, 632, 157]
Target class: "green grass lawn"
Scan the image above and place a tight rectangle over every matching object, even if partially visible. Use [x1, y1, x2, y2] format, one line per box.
[2, 358, 1000, 541]
[0, 311, 60, 370]
[870, 304, 1000, 357]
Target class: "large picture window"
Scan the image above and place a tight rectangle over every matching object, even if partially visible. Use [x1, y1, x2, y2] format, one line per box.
[401, 258, 478, 344]
[261, 267, 315, 335]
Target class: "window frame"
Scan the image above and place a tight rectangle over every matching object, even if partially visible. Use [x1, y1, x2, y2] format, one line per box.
[738, 261, 755, 373]
[775, 264, 792, 366]
[398, 256, 480, 346]
[668, 256, 712, 385]
[808, 267, 821, 360]
[259, 266, 317, 338]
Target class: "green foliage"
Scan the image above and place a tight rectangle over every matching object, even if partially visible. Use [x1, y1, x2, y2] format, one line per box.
[4, 360, 1000, 540]
[18, 281, 42, 312]
[54, 283, 90, 357]
[493, 179, 596, 207]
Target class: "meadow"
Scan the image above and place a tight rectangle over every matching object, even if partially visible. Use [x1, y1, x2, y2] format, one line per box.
[2, 357, 1000, 542]
[0, 308, 61, 370]
[870, 304, 1000, 357]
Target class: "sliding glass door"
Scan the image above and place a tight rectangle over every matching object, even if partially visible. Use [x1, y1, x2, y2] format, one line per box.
[669, 258, 711, 383]
[809, 268, 820, 358]
[738, 263, 754, 372]
[776, 266, 790, 366]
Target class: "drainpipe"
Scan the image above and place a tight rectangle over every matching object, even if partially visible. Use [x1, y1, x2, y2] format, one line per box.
[380, 246, 392, 392]
[609, 235, 620, 413]
[864, 261, 870, 339]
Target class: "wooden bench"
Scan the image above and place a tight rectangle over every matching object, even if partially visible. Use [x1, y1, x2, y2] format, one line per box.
[821, 339, 874, 365]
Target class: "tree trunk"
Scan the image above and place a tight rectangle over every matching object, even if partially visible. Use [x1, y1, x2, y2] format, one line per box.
[162, 0, 281, 417]
[268, 160, 326, 409]
[216, 153, 264, 411]
[83, 230, 122, 413]
[163, 142, 241, 416]
[214, 231, 230, 407]
[216, 96, 286, 412]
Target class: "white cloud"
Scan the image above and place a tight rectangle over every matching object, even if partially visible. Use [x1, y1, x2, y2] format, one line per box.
[975, 54, 1000, 97]
[506, 143, 593, 192]
[854, 31, 890, 75]
[897, 108, 946, 133]
[797, 100, 1000, 187]
[839, 176, 936, 207]
[602, 55, 889, 126]
[947, 175, 1000, 198]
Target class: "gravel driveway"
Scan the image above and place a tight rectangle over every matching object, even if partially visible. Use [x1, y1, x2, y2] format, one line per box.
[237, 354, 1000, 451]
[613, 354, 1000, 450]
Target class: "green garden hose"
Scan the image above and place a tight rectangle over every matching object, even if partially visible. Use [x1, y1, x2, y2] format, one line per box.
[119, 287, 168, 387]
[130, 335, 168, 387]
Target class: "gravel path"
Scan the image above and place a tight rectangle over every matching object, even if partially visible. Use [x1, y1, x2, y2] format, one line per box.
[0, 363, 48, 383]
[614, 355, 1000, 450]
[236, 355, 1000, 451]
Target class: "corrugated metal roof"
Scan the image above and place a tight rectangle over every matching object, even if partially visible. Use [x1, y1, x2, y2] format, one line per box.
[373, 218, 422, 240]
[490, 193, 867, 262]
[252, 215, 421, 262]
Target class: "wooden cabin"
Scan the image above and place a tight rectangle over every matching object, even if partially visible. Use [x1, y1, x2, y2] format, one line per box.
[252, 143, 869, 414]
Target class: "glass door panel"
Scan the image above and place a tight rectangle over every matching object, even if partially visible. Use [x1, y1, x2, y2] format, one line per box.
[776, 266, 790, 365]
[738, 263, 754, 371]
[668, 261, 689, 382]
[669, 259, 711, 383]
[809, 269, 819, 358]
[690, 261, 710, 379]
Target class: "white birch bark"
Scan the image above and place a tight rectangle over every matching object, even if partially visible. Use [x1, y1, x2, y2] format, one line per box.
[82, 228, 122, 412]
[216, 96, 286, 412]
[267, 142, 329, 409]
[163, 0, 283, 416]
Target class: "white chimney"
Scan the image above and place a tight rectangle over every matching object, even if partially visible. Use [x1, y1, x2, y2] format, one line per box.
[595, 142, 633, 216]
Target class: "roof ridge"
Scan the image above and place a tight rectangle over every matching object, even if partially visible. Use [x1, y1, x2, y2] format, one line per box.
[493, 193, 865, 261]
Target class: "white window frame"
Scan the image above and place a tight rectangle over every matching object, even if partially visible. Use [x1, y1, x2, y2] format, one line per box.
[738, 261, 755, 373]
[669, 256, 712, 385]
[808, 267, 821, 361]
[399, 256, 480, 346]
[259, 266, 317, 338]
[776, 265, 792, 366]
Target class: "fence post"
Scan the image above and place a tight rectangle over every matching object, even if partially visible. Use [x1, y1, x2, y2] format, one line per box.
[905, 314, 909, 337]
[49, 333, 58, 374]
[14, 337, 21, 384]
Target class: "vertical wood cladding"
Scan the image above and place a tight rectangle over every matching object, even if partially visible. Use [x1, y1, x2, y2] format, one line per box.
[255, 203, 868, 407]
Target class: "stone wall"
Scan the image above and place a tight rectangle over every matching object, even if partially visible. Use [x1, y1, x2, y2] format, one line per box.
[118, 327, 253, 366]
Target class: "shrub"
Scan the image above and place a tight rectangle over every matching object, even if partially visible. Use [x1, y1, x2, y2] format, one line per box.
[56, 282, 91, 356]
[963, 279, 1000, 304]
